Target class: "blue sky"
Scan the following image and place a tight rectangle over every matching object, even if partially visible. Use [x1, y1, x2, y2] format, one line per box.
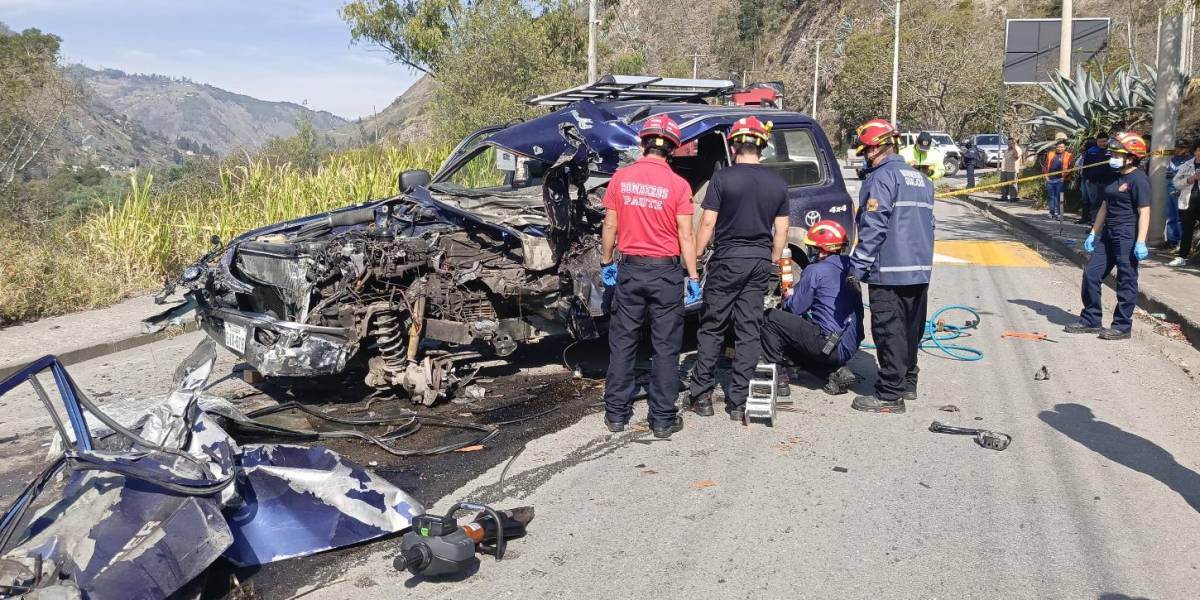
[0, 0, 419, 119]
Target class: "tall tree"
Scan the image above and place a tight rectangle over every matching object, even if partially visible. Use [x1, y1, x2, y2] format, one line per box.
[0, 27, 77, 192]
[342, 0, 587, 139]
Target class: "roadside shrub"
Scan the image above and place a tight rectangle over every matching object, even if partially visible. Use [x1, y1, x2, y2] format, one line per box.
[0, 143, 449, 324]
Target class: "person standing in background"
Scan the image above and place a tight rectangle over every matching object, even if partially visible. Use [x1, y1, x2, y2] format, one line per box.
[1000, 138, 1023, 202]
[1042, 140, 1072, 220]
[962, 140, 978, 189]
[1168, 142, 1200, 267]
[1079, 135, 1113, 224]
[1165, 138, 1191, 252]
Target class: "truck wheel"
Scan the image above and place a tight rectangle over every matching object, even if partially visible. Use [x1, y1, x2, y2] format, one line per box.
[943, 157, 959, 177]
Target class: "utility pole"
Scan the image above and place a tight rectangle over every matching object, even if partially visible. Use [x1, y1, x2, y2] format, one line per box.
[587, 0, 598, 83]
[798, 38, 829, 118]
[811, 39, 822, 119]
[1148, 10, 1185, 245]
[1058, 0, 1073, 76]
[687, 52, 707, 79]
[890, 0, 900, 127]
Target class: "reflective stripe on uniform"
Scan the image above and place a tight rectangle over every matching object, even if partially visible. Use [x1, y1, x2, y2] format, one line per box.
[894, 201, 935, 209]
[878, 265, 933, 272]
[852, 249, 876, 263]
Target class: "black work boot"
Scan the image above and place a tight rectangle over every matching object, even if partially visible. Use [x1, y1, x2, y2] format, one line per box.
[1064, 322, 1101, 334]
[902, 390, 917, 402]
[604, 418, 627, 433]
[726, 405, 746, 424]
[1098, 327, 1131, 340]
[651, 415, 684, 439]
[822, 366, 856, 395]
[775, 367, 791, 398]
[688, 392, 715, 417]
[851, 394, 906, 414]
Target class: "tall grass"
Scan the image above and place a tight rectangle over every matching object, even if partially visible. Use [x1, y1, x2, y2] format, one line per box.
[0, 144, 449, 325]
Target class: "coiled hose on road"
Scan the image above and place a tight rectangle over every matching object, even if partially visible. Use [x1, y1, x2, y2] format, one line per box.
[862, 304, 983, 362]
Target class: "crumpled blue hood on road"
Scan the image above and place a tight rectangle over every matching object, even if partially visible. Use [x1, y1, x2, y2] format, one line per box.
[0, 341, 423, 599]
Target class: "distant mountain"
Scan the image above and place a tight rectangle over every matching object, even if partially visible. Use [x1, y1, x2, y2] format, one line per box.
[70, 66, 349, 155]
[42, 87, 181, 173]
[334, 75, 436, 147]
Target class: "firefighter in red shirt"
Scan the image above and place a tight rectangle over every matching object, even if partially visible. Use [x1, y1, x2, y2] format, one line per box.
[600, 115, 700, 439]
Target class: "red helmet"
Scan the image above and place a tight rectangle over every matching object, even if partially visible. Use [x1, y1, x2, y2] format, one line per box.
[855, 118, 898, 155]
[729, 116, 772, 147]
[1108, 131, 1148, 159]
[639, 114, 682, 149]
[803, 219, 848, 253]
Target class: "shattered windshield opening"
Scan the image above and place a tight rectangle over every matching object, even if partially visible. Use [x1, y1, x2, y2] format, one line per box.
[436, 145, 547, 194]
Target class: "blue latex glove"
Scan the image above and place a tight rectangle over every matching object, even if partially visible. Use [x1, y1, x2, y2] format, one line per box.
[601, 262, 618, 287]
[685, 278, 702, 304]
[1134, 241, 1148, 260]
[1083, 232, 1095, 254]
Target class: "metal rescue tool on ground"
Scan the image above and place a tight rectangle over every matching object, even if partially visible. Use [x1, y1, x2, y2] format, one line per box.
[929, 421, 1013, 451]
[394, 503, 533, 578]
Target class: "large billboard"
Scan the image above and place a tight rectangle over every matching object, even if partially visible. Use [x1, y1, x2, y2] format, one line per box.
[1003, 18, 1110, 84]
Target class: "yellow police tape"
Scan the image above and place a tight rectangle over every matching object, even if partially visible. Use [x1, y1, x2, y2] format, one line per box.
[935, 158, 1128, 199]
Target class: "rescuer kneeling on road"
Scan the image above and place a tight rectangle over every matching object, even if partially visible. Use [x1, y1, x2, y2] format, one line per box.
[847, 118, 935, 415]
[1064, 132, 1151, 341]
[600, 115, 700, 439]
[759, 220, 864, 396]
[688, 116, 789, 423]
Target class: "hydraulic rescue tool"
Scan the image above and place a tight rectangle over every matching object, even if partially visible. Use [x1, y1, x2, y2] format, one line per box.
[393, 503, 533, 577]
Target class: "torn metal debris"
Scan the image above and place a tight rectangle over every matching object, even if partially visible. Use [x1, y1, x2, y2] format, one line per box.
[0, 341, 424, 599]
[928, 421, 1013, 451]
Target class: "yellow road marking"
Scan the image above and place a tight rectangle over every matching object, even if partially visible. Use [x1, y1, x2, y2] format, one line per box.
[933, 240, 1050, 268]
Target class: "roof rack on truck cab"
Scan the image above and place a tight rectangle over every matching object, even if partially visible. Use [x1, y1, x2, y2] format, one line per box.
[526, 75, 736, 107]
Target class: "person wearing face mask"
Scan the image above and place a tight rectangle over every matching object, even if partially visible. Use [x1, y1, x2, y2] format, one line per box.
[845, 118, 936, 414]
[1064, 132, 1151, 341]
[1168, 141, 1200, 267]
[759, 220, 864, 397]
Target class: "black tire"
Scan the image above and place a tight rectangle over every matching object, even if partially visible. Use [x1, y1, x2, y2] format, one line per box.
[855, 168, 866, 180]
[943, 157, 960, 177]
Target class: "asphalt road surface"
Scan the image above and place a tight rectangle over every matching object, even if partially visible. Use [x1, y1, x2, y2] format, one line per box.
[307, 175, 1200, 599]
[3, 166, 1198, 599]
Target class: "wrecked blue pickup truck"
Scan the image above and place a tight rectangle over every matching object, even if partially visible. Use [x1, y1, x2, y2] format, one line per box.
[154, 76, 853, 404]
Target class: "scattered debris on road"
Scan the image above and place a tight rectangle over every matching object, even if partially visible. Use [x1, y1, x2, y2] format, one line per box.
[832, 466, 849, 473]
[929, 421, 1012, 451]
[938, 404, 960, 412]
[1034, 365, 1050, 381]
[691, 479, 718, 489]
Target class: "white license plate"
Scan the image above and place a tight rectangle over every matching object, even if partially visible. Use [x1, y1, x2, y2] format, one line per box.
[224, 322, 247, 353]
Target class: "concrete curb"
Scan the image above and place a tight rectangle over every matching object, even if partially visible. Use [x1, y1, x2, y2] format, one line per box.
[960, 194, 1200, 352]
[0, 321, 199, 381]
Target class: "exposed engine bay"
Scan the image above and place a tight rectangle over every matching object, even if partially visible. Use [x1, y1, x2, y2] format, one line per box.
[153, 139, 610, 405]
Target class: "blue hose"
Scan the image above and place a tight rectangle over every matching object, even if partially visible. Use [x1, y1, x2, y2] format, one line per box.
[862, 304, 983, 361]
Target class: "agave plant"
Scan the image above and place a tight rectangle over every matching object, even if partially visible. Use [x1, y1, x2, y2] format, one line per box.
[1019, 64, 1180, 151]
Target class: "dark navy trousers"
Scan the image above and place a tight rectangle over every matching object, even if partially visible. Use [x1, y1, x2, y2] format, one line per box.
[690, 257, 772, 410]
[604, 262, 684, 429]
[1080, 229, 1139, 332]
